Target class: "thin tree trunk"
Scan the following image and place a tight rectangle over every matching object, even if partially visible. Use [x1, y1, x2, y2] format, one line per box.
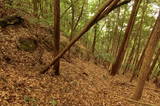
[32, 0, 39, 17]
[110, 0, 142, 76]
[130, 32, 143, 77]
[124, 1, 147, 75]
[53, 0, 60, 75]
[132, 11, 160, 100]
[123, 37, 137, 74]
[68, 0, 85, 57]
[40, 0, 121, 74]
[111, 8, 120, 57]
[129, 52, 140, 82]
[134, 28, 152, 77]
[115, 6, 127, 56]
[147, 48, 160, 81]
[130, 26, 152, 82]
[68, 0, 75, 58]
[92, 24, 97, 54]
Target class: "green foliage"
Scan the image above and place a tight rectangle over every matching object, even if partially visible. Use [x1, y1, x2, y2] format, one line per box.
[6, 0, 159, 73]
[49, 99, 57, 106]
[95, 53, 115, 63]
[17, 38, 38, 52]
[121, 63, 134, 70]
[29, 17, 40, 24]
[24, 96, 37, 105]
[152, 64, 160, 77]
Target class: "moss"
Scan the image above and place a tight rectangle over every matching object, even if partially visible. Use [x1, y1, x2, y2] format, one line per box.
[17, 38, 38, 52]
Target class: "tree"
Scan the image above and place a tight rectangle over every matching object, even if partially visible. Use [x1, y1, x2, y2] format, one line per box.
[132, 11, 160, 100]
[110, 0, 142, 76]
[53, 0, 60, 75]
[32, 0, 39, 17]
[40, 0, 126, 74]
[91, 24, 98, 54]
[146, 47, 160, 81]
[123, 1, 148, 75]
[68, 0, 85, 57]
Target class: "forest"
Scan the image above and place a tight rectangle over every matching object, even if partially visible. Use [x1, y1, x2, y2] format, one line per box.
[0, 0, 160, 105]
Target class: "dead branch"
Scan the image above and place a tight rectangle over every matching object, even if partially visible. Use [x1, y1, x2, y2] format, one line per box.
[40, 0, 116, 74]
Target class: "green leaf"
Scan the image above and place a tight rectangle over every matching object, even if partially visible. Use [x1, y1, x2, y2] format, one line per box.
[49, 99, 57, 106]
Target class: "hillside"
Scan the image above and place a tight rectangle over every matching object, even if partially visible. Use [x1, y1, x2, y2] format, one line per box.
[0, 19, 160, 106]
[0, 1, 160, 105]
[0, 55, 160, 106]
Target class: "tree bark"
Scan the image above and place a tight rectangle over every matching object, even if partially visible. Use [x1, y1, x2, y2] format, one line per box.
[97, 0, 131, 22]
[32, 0, 38, 16]
[110, 0, 142, 76]
[132, 11, 160, 100]
[111, 8, 120, 57]
[92, 24, 97, 54]
[40, 0, 121, 74]
[124, 1, 148, 75]
[146, 48, 160, 81]
[53, 0, 60, 75]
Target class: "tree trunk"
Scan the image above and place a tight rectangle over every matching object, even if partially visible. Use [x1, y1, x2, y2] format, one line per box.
[111, 8, 120, 57]
[110, 0, 142, 76]
[146, 48, 160, 81]
[115, 6, 127, 56]
[68, 0, 75, 58]
[132, 11, 160, 100]
[40, 0, 121, 74]
[53, 0, 60, 75]
[123, 36, 137, 74]
[68, 0, 85, 57]
[124, 1, 147, 75]
[92, 24, 97, 54]
[32, 0, 39, 17]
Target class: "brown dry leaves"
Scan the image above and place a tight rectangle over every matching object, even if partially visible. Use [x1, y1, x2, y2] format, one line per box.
[0, 24, 160, 106]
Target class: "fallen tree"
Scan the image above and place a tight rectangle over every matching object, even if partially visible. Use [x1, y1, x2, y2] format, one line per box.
[40, 0, 131, 74]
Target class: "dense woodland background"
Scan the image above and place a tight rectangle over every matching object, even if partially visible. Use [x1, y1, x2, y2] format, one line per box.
[0, 0, 160, 105]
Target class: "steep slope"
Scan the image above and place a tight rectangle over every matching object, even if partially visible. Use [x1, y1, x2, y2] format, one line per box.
[0, 56, 160, 106]
[0, 10, 160, 106]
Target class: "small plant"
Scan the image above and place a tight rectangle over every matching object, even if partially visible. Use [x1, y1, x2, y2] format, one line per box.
[24, 96, 36, 105]
[49, 99, 57, 106]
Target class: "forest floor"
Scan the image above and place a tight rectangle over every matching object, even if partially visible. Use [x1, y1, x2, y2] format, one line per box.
[0, 53, 160, 106]
[0, 14, 160, 106]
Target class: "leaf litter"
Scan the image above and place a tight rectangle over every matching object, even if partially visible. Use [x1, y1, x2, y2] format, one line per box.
[0, 11, 160, 106]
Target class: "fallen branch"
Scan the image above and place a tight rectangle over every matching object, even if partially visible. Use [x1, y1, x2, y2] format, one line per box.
[40, 0, 131, 74]
[40, 0, 117, 74]
[97, 0, 131, 21]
